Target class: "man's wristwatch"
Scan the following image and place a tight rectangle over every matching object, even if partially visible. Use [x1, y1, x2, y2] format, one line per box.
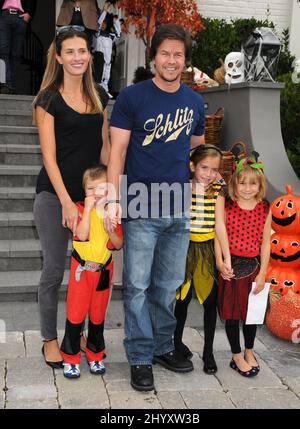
[104, 199, 120, 207]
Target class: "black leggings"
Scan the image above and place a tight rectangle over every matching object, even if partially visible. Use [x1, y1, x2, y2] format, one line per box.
[225, 320, 257, 354]
[174, 282, 217, 358]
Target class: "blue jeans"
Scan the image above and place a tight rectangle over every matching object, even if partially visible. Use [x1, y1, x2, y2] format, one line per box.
[122, 216, 190, 365]
[0, 12, 27, 91]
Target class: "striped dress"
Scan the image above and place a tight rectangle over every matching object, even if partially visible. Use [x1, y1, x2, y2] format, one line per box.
[177, 179, 225, 304]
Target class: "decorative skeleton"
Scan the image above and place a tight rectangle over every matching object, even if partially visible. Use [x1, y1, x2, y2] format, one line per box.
[224, 52, 245, 84]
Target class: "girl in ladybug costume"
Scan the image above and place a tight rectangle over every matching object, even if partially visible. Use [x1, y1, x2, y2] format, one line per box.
[60, 165, 123, 378]
[216, 154, 271, 377]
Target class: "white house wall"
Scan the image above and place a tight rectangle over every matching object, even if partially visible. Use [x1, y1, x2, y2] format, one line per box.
[198, 0, 293, 35]
[289, 0, 300, 59]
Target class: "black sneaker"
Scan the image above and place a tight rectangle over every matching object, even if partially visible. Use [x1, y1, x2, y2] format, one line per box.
[130, 365, 154, 391]
[153, 350, 194, 373]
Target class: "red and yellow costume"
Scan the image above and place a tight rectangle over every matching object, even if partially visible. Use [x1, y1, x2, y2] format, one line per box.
[60, 202, 123, 364]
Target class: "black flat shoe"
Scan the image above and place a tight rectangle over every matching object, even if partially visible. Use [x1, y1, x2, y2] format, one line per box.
[131, 365, 154, 391]
[41, 345, 64, 369]
[229, 359, 257, 378]
[202, 354, 218, 375]
[175, 342, 193, 360]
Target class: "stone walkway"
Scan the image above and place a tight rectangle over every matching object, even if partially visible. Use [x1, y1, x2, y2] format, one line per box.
[0, 301, 300, 409]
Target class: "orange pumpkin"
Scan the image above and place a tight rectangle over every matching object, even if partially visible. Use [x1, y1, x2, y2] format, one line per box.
[266, 289, 300, 341]
[270, 233, 300, 269]
[267, 264, 300, 296]
[271, 185, 300, 234]
[292, 282, 300, 295]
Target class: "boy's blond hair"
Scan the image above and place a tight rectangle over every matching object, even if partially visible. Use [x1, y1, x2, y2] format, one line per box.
[82, 165, 107, 188]
[228, 165, 267, 202]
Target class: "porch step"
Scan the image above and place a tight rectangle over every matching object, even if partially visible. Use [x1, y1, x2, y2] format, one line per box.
[0, 212, 37, 239]
[0, 187, 35, 212]
[0, 109, 34, 126]
[0, 238, 71, 271]
[0, 269, 123, 302]
[0, 125, 39, 145]
[0, 164, 40, 186]
[0, 94, 34, 110]
[0, 144, 42, 165]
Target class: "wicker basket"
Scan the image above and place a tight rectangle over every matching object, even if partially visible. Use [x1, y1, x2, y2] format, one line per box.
[220, 140, 247, 184]
[205, 107, 224, 147]
[181, 69, 195, 88]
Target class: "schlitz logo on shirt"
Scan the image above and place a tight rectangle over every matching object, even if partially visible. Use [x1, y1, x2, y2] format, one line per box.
[142, 107, 194, 146]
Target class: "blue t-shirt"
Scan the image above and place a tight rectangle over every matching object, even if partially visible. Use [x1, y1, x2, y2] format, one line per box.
[110, 79, 205, 219]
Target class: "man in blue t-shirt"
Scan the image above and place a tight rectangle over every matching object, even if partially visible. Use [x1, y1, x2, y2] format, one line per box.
[107, 23, 205, 392]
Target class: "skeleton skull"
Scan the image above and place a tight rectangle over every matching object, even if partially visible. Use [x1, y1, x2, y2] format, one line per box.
[225, 52, 245, 84]
[294, 59, 300, 74]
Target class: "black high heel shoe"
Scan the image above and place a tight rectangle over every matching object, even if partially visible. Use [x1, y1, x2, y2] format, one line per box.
[42, 341, 64, 369]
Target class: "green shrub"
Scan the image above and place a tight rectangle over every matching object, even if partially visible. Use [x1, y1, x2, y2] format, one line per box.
[192, 17, 273, 77]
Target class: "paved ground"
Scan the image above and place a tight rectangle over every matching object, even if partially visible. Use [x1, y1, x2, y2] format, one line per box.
[0, 299, 299, 409]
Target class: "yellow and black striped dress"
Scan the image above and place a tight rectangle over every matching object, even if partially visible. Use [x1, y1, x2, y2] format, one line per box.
[176, 179, 225, 304]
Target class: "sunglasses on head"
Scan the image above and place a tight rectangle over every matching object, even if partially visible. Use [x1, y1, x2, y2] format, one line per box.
[56, 25, 85, 36]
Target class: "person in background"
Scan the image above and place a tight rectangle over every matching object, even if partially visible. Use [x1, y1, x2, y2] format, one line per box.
[92, 1, 121, 97]
[56, 0, 100, 48]
[0, 0, 37, 94]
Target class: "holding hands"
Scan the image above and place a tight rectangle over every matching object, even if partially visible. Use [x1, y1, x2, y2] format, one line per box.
[217, 258, 234, 281]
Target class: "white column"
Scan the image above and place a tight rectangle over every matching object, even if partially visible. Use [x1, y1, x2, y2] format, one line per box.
[125, 27, 146, 86]
[290, 0, 300, 59]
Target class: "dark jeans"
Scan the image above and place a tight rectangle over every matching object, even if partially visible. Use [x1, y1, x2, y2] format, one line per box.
[0, 11, 28, 91]
[33, 191, 71, 340]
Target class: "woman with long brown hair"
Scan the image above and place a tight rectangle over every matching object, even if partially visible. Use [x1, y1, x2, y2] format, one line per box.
[33, 29, 110, 368]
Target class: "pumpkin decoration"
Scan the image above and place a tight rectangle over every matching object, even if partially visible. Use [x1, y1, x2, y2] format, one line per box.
[266, 185, 300, 341]
[271, 185, 300, 235]
[292, 282, 300, 295]
[266, 289, 300, 341]
[270, 233, 300, 269]
[267, 264, 300, 296]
